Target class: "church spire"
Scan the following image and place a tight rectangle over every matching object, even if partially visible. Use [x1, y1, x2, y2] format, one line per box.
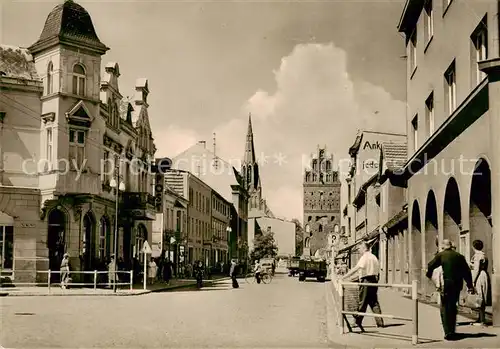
[243, 113, 256, 164]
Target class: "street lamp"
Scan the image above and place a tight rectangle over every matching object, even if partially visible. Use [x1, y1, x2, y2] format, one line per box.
[226, 226, 232, 261]
[110, 165, 125, 293]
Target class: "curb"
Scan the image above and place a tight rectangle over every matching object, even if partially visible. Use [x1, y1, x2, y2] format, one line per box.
[149, 277, 231, 292]
[2, 277, 230, 297]
[3, 290, 152, 297]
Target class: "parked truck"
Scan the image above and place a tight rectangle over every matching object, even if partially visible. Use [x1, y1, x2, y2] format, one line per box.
[287, 256, 300, 276]
[297, 257, 327, 282]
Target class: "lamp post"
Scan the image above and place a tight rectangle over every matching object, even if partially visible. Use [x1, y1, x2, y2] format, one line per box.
[226, 226, 232, 260]
[110, 162, 125, 293]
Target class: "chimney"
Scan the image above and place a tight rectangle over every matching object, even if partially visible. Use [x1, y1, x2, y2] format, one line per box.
[198, 140, 206, 148]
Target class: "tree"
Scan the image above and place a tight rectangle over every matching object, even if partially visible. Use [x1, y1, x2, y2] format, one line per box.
[250, 232, 278, 261]
[292, 218, 304, 256]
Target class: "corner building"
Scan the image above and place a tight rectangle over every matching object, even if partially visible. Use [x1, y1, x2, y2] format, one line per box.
[395, 0, 499, 324]
[0, 0, 157, 284]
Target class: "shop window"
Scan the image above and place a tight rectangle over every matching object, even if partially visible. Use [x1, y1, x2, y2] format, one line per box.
[0, 225, 14, 270]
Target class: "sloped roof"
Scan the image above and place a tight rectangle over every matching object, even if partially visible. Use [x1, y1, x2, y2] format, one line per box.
[172, 143, 242, 203]
[0, 45, 39, 80]
[382, 142, 407, 171]
[29, 0, 108, 55]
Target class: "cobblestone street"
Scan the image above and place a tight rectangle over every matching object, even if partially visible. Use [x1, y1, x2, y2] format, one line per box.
[1, 275, 329, 348]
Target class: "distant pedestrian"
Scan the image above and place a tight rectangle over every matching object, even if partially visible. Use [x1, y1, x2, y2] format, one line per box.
[194, 261, 204, 288]
[342, 241, 384, 330]
[230, 259, 239, 288]
[108, 255, 117, 288]
[60, 253, 70, 289]
[470, 239, 490, 326]
[148, 258, 157, 285]
[426, 239, 474, 340]
[163, 259, 172, 284]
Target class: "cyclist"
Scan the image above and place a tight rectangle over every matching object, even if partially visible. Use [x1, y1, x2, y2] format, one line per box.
[254, 260, 263, 284]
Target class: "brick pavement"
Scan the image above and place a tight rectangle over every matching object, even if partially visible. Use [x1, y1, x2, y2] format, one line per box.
[326, 280, 500, 348]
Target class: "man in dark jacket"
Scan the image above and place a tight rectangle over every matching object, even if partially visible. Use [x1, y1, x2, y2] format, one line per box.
[230, 259, 239, 288]
[426, 239, 474, 340]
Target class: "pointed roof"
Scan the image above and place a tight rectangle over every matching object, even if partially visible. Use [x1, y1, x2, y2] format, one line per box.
[28, 0, 109, 55]
[243, 113, 256, 164]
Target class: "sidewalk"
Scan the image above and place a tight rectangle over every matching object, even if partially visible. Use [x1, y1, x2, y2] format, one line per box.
[0, 276, 230, 297]
[325, 281, 500, 348]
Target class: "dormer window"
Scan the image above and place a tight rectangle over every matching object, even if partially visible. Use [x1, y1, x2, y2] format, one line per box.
[72, 64, 86, 96]
[47, 62, 54, 95]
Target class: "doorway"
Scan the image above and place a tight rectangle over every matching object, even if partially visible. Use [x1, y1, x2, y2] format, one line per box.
[47, 209, 66, 281]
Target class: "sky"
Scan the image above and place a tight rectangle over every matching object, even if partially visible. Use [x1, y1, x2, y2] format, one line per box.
[2, 0, 407, 222]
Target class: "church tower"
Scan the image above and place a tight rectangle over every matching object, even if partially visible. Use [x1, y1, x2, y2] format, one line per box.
[241, 114, 262, 213]
[303, 146, 341, 257]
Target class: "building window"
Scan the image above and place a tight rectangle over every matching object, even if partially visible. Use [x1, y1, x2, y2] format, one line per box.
[424, 0, 433, 45]
[69, 129, 86, 168]
[425, 92, 435, 136]
[409, 29, 417, 75]
[46, 128, 53, 165]
[72, 64, 86, 96]
[472, 19, 488, 85]
[47, 62, 54, 95]
[376, 194, 381, 207]
[411, 115, 419, 152]
[98, 218, 107, 261]
[103, 151, 109, 181]
[444, 61, 457, 115]
[0, 225, 13, 270]
[176, 211, 181, 232]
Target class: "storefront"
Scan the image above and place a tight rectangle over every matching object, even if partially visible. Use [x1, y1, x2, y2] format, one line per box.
[0, 211, 13, 275]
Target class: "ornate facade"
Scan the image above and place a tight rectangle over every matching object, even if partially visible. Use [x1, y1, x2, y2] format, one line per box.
[0, 0, 156, 284]
[303, 146, 341, 257]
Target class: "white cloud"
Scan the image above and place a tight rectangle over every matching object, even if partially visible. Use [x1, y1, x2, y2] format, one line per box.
[154, 125, 198, 157]
[154, 42, 405, 223]
[243, 43, 405, 221]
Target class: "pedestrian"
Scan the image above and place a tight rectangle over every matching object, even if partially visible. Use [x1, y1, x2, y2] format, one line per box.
[342, 241, 384, 330]
[470, 239, 490, 326]
[426, 239, 474, 340]
[163, 259, 172, 284]
[148, 258, 157, 285]
[60, 253, 70, 289]
[108, 255, 117, 288]
[254, 260, 262, 284]
[230, 259, 239, 288]
[194, 260, 203, 288]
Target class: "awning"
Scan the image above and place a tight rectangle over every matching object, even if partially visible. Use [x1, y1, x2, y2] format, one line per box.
[334, 251, 349, 260]
[337, 235, 379, 254]
[383, 209, 408, 232]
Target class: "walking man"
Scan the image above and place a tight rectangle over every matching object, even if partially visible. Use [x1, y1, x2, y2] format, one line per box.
[342, 241, 384, 331]
[230, 259, 239, 288]
[426, 239, 474, 340]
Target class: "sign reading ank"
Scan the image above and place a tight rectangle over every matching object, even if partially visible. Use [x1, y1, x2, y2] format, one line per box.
[355, 132, 405, 192]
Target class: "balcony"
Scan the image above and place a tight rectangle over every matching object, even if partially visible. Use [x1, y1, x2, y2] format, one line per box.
[121, 192, 156, 221]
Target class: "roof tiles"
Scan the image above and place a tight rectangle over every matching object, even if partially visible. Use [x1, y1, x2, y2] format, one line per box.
[0, 45, 39, 80]
[382, 142, 407, 171]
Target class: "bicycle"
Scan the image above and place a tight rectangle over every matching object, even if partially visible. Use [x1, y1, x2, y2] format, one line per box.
[245, 270, 273, 284]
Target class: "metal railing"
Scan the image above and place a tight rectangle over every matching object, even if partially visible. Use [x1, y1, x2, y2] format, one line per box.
[1, 269, 134, 292]
[330, 273, 419, 345]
